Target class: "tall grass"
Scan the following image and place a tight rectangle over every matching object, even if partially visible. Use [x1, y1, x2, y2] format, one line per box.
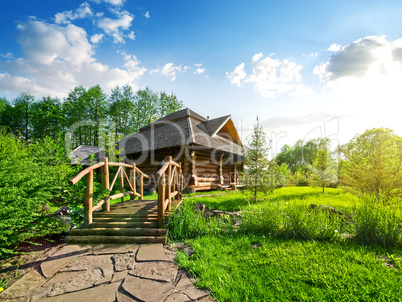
[166, 200, 233, 241]
[171, 188, 401, 246]
[352, 195, 402, 247]
[240, 203, 347, 242]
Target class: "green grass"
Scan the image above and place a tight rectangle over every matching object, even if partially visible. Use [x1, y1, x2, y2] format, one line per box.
[177, 235, 402, 301]
[168, 187, 402, 301]
[185, 187, 359, 212]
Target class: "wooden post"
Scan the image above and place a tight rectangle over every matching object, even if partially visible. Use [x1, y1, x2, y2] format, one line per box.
[101, 157, 110, 211]
[178, 162, 182, 200]
[132, 163, 136, 200]
[157, 173, 165, 227]
[220, 154, 224, 185]
[166, 156, 172, 211]
[140, 173, 144, 200]
[120, 167, 124, 202]
[84, 170, 93, 226]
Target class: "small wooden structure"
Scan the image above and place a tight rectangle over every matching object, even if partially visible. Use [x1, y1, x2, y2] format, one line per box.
[67, 156, 183, 244]
[117, 108, 244, 192]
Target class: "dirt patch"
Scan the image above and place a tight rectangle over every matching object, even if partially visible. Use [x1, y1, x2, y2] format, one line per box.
[0, 234, 65, 289]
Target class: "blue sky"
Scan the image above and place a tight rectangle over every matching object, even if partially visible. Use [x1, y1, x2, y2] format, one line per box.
[1, 0, 402, 154]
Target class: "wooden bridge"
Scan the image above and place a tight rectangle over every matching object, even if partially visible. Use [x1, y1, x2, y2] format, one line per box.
[66, 156, 183, 244]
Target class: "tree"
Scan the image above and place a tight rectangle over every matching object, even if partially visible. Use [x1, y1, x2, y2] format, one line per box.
[275, 138, 326, 173]
[159, 91, 183, 118]
[134, 87, 159, 131]
[12, 92, 35, 140]
[243, 117, 273, 202]
[108, 85, 136, 137]
[30, 96, 63, 140]
[338, 128, 402, 201]
[310, 143, 338, 193]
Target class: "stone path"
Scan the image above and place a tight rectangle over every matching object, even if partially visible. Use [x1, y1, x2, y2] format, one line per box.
[0, 244, 214, 302]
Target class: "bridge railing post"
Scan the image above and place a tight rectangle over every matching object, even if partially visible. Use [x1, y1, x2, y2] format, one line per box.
[101, 157, 110, 211]
[140, 173, 144, 200]
[84, 169, 93, 226]
[158, 173, 166, 227]
[131, 163, 136, 200]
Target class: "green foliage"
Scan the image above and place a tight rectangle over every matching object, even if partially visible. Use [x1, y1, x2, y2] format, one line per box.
[0, 129, 80, 258]
[275, 138, 328, 173]
[166, 200, 233, 241]
[338, 128, 402, 201]
[177, 235, 402, 301]
[172, 188, 402, 301]
[242, 117, 274, 202]
[352, 195, 402, 247]
[310, 142, 338, 193]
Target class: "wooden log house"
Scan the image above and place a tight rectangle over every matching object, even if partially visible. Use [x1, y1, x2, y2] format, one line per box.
[117, 108, 244, 192]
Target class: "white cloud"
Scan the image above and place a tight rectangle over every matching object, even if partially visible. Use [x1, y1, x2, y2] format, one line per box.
[0, 52, 13, 59]
[97, 11, 133, 43]
[194, 67, 205, 75]
[251, 53, 263, 63]
[150, 63, 190, 81]
[327, 43, 341, 52]
[16, 21, 94, 66]
[0, 20, 146, 98]
[92, 0, 125, 6]
[227, 53, 312, 98]
[261, 112, 335, 130]
[119, 51, 147, 76]
[226, 62, 246, 86]
[127, 31, 135, 40]
[90, 33, 104, 44]
[193, 64, 205, 75]
[314, 35, 402, 82]
[144, 11, 150, 19]
[55, 2, 93, 24]
[303, 52, 318, 57]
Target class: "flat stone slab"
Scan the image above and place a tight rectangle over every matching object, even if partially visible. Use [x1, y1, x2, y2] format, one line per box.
[1, 270, 46, 299]
[112, 253, 136, 271]
[43, 269, 105, 296]
[165, 291, 192, 302]
[176, 273, 209, 300]
[111, 271, 128, 283]
[41, 245, 90, 278]
[61, 254, 114, 272]
[38, 281, 120, 302]
[92, 244, 138, 255]
[136, 243, 170, 262]
[122, 275, 174, 302]
[129, 261, 178, 283]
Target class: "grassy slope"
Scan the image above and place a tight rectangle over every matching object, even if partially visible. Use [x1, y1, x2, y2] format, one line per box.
[174, 187, 402, 301]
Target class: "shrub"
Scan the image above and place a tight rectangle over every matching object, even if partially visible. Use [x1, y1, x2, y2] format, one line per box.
[0, 130, 80, 257]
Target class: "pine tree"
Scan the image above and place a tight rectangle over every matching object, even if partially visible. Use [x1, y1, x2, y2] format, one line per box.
[243, 117, 273, 202]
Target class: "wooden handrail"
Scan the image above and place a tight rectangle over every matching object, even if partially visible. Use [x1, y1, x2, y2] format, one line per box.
[156, 161, 170, 176]
[157, 156, 184, 227]
[69, 162, 105, 185]
[109, 161, 149, 177]
[69, 157, 148, 226]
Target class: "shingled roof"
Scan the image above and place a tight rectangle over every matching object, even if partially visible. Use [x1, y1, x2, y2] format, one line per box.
[117, 108, 243, 156]
[69, 145, 101, 164]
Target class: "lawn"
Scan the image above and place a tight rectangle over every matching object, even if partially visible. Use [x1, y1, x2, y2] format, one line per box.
[169, 187, 402, 301]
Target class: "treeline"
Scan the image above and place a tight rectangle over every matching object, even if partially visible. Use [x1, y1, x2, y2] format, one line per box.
[273, 128, 402, 201]
[0, 85, 183, 148]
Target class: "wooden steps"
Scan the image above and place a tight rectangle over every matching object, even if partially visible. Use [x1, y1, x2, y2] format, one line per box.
[66, 199, 169, 244]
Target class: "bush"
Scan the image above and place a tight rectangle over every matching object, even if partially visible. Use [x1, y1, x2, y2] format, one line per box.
[0, 129, 80, 257]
